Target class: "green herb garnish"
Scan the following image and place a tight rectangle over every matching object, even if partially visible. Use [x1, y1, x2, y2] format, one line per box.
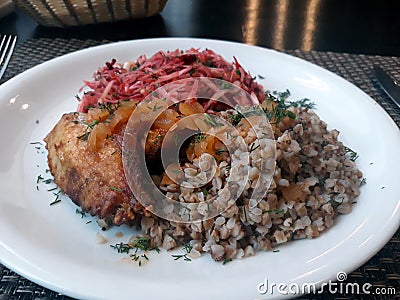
[193, 134, 206, 143]
[249, 143, 260, 153]
[288, 98, 315, 109]
[36, 175, 44, 184]
[171, 243, 193, 262]
[215, 148, 227, 155]
[77, 131, 90, 141]
[221, 81, 233, 89]
[49, 198, 61, 206]
[229, 112, 245, 126]
[83, 120, 99, 129]
[110, 242, 132, 254]
[204, 114, 218, 127]
[43, 178, 53, 184]
[201, 187, 209, 196]
[344, 146, 359, 162]
[110, 237, 160, 266]
[262, 209, 285, 214]
[316, 176, 325, 187]
[77, 119, 102, 141]
[49, 190, 63, 206]
[109, 186, 123, 192]
[75, 208, 86, 218]
[263, 90, 316, 124]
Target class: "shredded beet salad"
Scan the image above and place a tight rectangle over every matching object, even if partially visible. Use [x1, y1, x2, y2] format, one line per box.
[77, 48, 266, 113]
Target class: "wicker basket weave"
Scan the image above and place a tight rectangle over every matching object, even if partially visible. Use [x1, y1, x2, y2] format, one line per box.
[13, 0, 168, 27]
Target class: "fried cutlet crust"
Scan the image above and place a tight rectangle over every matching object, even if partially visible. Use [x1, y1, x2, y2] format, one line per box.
[44, 113, 143, 226]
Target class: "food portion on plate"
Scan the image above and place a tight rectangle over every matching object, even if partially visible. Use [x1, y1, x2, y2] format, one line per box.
[44, 48, 363, 262]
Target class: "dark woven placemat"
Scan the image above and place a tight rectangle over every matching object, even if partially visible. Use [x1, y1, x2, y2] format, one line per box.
[0, 38, 399, 300]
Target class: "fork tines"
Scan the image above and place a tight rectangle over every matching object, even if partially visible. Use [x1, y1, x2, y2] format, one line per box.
[0, 35, 17, 81]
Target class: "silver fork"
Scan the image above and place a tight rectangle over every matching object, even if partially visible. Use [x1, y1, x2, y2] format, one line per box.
[0, 35, 17, 81]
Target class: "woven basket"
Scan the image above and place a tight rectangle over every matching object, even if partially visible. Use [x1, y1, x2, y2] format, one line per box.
[13, 0, 168, 27]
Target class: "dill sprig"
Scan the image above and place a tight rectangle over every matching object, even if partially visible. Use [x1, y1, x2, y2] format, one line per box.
[110, 242, 132, 254]
[215, 148, 227, 155]
[344, 146, 359, 162]
[110, 237, 160, 266]
[228, 89, 314, 127]
[262, 209, 285, 214]
[269, 89, 315, 109]
[171, 243, 193, 262]
[193, 133, 206, 144]
[49, 189, 64, 206]
[98, 102, 121, 116]
[228, 106, 263, 126]
[77, 119, 101, 141]
[109, 186, 123, 192]
[249, 143, 260, 153]
[263, 89, 316, 123]
[229, 112, 245, 126]
[75, 208, 87, 218]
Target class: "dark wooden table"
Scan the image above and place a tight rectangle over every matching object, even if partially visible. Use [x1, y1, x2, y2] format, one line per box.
[1, 0, 400, 56]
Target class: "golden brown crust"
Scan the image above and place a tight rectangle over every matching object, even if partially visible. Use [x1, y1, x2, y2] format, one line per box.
[44, 113, 142, 226]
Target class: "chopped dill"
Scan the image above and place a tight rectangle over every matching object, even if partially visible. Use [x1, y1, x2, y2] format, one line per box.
[288, 98, 316, 109]
[229, 112, 245, 126]
[204, 114, 218, 127]
[193, 133, 206, 143]
[263, 89, 316, 124]
[171, 243, 192, 262]
[77, 119, 102, 141]
[262, 209, 285, 214]
[75, 208, 87, 218]
[49, 192, 62, 206]
[43, 178, 53, 184]
[77, 131, 90, 141]
[221, 81, 233, 89]
[98, 102, 120, 116]
[110, 237, 160, 266]
[49, 198, 61, 206]
[344, 146, 359, 162]
[110, 242, 132, 254]
[36, 174, 44, 184]
[316, 176, 325, 187]
[249, 143, 260, 153]
[215, 148, 227, 155]
[109, 186, 123, 192]
[131, 237, 152, 251]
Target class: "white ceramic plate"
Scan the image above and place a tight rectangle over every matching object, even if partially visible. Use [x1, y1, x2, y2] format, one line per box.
[0, 38, 399, 300]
